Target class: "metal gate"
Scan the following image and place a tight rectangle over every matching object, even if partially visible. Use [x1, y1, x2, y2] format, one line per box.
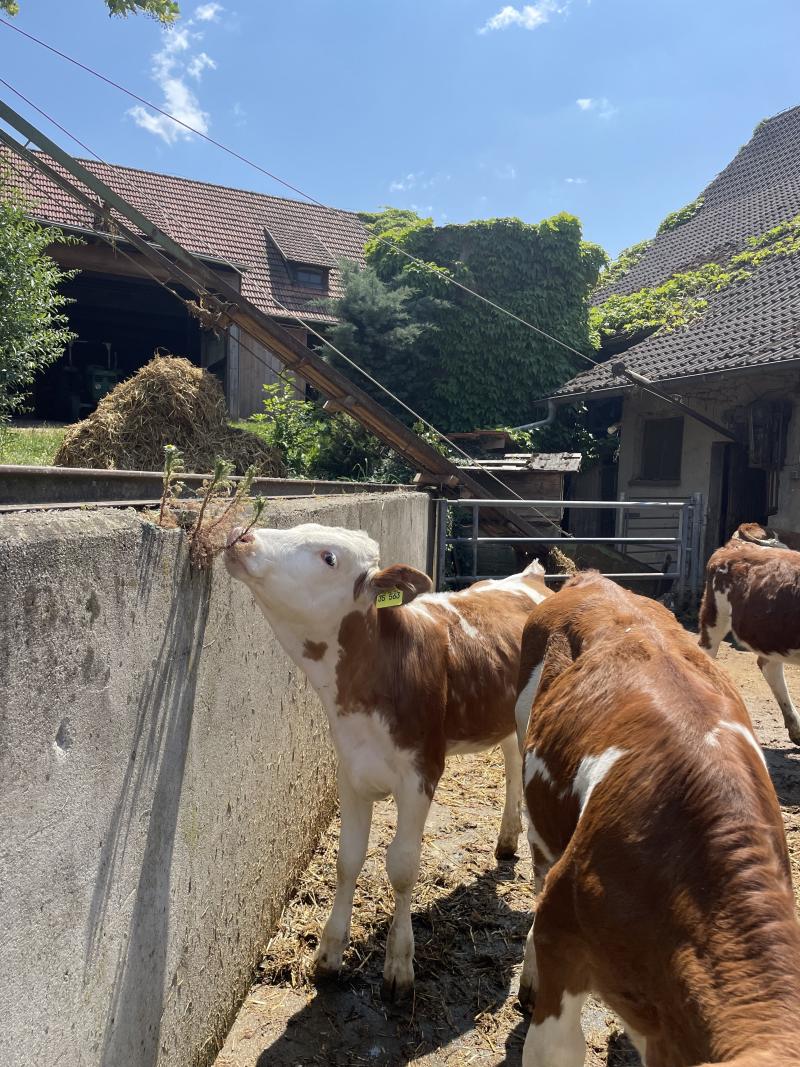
[435, 494, 704, 595]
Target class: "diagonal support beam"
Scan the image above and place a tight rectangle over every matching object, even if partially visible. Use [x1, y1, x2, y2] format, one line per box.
[0, 99, 554, 543]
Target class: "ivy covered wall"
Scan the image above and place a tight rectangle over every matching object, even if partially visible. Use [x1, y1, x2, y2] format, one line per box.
[350, 210, 606, 432]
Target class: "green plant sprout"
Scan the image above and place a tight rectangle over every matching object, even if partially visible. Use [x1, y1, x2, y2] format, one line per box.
[158, 443, 185, 525]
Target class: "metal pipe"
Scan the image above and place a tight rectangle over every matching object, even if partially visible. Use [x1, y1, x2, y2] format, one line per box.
[508, 398, 557, 432]
[443, 498, 688, 508]
[611, 363, 739, 442]
[444, 536, 681, 545]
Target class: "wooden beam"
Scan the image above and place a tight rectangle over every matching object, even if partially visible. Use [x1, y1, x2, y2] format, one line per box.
[0, 105, 552, 542]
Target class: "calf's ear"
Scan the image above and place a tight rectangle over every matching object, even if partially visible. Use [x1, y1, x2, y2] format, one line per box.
[370, 564, 432, 606]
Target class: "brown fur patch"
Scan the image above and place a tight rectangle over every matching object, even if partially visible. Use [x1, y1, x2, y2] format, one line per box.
[334, 573, 551, 794]
[518, 574, 800, 1062]
[302, 639, 328, 661]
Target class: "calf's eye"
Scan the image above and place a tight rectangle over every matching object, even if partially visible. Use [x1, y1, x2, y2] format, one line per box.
[322, 551, 337, 567]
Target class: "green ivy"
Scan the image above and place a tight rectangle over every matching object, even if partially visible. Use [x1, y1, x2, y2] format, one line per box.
[656, 196, 704, 235]
[352, 210, 607, 432]
[592, 213, 800, 349]
[597, 239, 652, 290]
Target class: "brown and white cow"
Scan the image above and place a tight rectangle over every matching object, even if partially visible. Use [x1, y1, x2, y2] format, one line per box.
[224, 522, 550, 996]
[699, 525, 800, 745]
[515, 572, 800, 1067]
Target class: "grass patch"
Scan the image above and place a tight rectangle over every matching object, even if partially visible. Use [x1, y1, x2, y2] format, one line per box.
[0, 424, 67, 466]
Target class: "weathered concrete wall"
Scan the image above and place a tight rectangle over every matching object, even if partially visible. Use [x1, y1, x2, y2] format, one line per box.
[0, 492, 430, 1067]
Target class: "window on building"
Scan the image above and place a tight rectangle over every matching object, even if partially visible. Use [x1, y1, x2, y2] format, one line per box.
[293, 266, 327, 289]
[639, 417, 684, 481]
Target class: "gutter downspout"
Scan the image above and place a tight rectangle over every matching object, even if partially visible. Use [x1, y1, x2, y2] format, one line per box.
[509, 398, 557, 433]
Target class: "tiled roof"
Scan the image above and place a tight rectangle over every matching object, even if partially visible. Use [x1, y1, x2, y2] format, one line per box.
[558, 106, 800, 397]
[3, 149, 367, 323]
[265, 221, 337, 268]
[557, 254, 800, 397]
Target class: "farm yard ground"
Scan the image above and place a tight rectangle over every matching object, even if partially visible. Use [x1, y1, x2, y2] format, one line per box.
[215, 643, 800, 1067]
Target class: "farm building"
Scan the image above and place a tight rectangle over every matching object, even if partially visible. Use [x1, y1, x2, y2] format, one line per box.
[1, 149, 367, 421]
[555, 105, 800, 567]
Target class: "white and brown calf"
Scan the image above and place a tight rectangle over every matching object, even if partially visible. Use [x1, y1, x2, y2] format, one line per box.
[699, 525, 800, 745]
[514, 573, 800, 1067]
[224, 522, 549, 996]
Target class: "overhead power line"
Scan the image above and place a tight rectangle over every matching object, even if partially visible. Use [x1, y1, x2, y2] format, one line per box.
[0, 16, 602, 371]
[0, 96, 574, 536]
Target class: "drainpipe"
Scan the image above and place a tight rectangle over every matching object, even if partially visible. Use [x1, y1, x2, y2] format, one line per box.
[509, 398, 557, 433]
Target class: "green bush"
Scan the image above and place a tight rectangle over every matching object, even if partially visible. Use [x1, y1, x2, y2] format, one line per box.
[247, 382, 414, 483]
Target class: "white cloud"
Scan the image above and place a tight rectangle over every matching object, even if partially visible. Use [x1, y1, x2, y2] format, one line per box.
[479, 1, 567, 34]
[187, 51, 216, 79]
[575, 96, 617, 119]
[565, 176, 587, 184]
[388, 171, 450, 194]
[129, 15, 219, 143]
[231, 101, 246, 127]
[195, 2, 223, 20]
[390, 172, 421, 193]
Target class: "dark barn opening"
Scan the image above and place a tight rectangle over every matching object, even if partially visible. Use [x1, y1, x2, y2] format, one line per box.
[33, 272, 202, 422]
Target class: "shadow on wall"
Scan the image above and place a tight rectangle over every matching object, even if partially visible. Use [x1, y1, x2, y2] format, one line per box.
[82, 524, 212, 1067]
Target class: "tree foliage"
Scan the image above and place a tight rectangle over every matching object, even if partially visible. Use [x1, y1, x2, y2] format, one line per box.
[328, 210, 606, 432]
[0, 172, 77, 423]
[0, 0, 178, 19]
[322, 259, 437, 418]
[248, 383, 414, 483]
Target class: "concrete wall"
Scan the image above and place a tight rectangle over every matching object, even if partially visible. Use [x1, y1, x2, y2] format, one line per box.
[0, 492, 430, 1067]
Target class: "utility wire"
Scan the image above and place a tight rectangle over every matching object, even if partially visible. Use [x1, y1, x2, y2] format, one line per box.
[1, 122, 572, 536]
[0, 16, 602, 371]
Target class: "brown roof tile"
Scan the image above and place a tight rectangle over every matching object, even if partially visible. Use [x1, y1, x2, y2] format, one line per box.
[3, 150, 366, 323]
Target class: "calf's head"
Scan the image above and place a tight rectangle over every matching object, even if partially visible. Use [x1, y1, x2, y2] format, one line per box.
[224, 522, 431, 631]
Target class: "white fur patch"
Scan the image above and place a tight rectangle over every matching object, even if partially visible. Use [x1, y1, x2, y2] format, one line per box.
[521, 989, 586, 1066]
[716, 720, 768, 768]
[331, 711, 419, 800]
[572, 747, 627, 816]
[526, 821, 555, 865]
[515, 662, 543, 750]
[417, 594, 481, 640]
[524, 747, 554, 789]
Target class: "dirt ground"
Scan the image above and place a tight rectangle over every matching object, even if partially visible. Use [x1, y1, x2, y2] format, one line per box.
[215, 644, 800, 1067]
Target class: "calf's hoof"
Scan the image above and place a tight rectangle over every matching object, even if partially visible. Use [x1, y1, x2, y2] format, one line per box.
[381, 975, 414, 1004]
[495, 840, 519, 861]
[382, 955, 414, 1003]
[788, 726, 800, 746]
[312, 939, 345, 981]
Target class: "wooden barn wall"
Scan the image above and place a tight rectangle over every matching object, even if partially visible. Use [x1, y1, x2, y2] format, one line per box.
[232, 325, 307, 419]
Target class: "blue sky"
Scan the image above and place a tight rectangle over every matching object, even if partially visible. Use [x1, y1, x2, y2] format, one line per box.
[1, 0, 798, 257]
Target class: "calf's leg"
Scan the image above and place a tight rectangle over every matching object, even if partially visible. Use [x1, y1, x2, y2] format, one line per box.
[496, 731, 524, 860]
[522, 878, 588, 1067]
[759, 656, 800, 745]
[383, 772, 435, 999]
[314, 769, 373, 976]
[698, 578, 729, 658]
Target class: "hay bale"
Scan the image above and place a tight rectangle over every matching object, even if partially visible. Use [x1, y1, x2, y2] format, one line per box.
[53, 354, 285, 476]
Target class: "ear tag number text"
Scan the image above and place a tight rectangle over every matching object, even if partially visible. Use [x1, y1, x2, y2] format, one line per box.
[376, 588, 404, 609]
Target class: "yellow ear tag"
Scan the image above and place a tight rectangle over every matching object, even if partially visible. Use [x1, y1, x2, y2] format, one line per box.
[376, 588, 404, 609]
